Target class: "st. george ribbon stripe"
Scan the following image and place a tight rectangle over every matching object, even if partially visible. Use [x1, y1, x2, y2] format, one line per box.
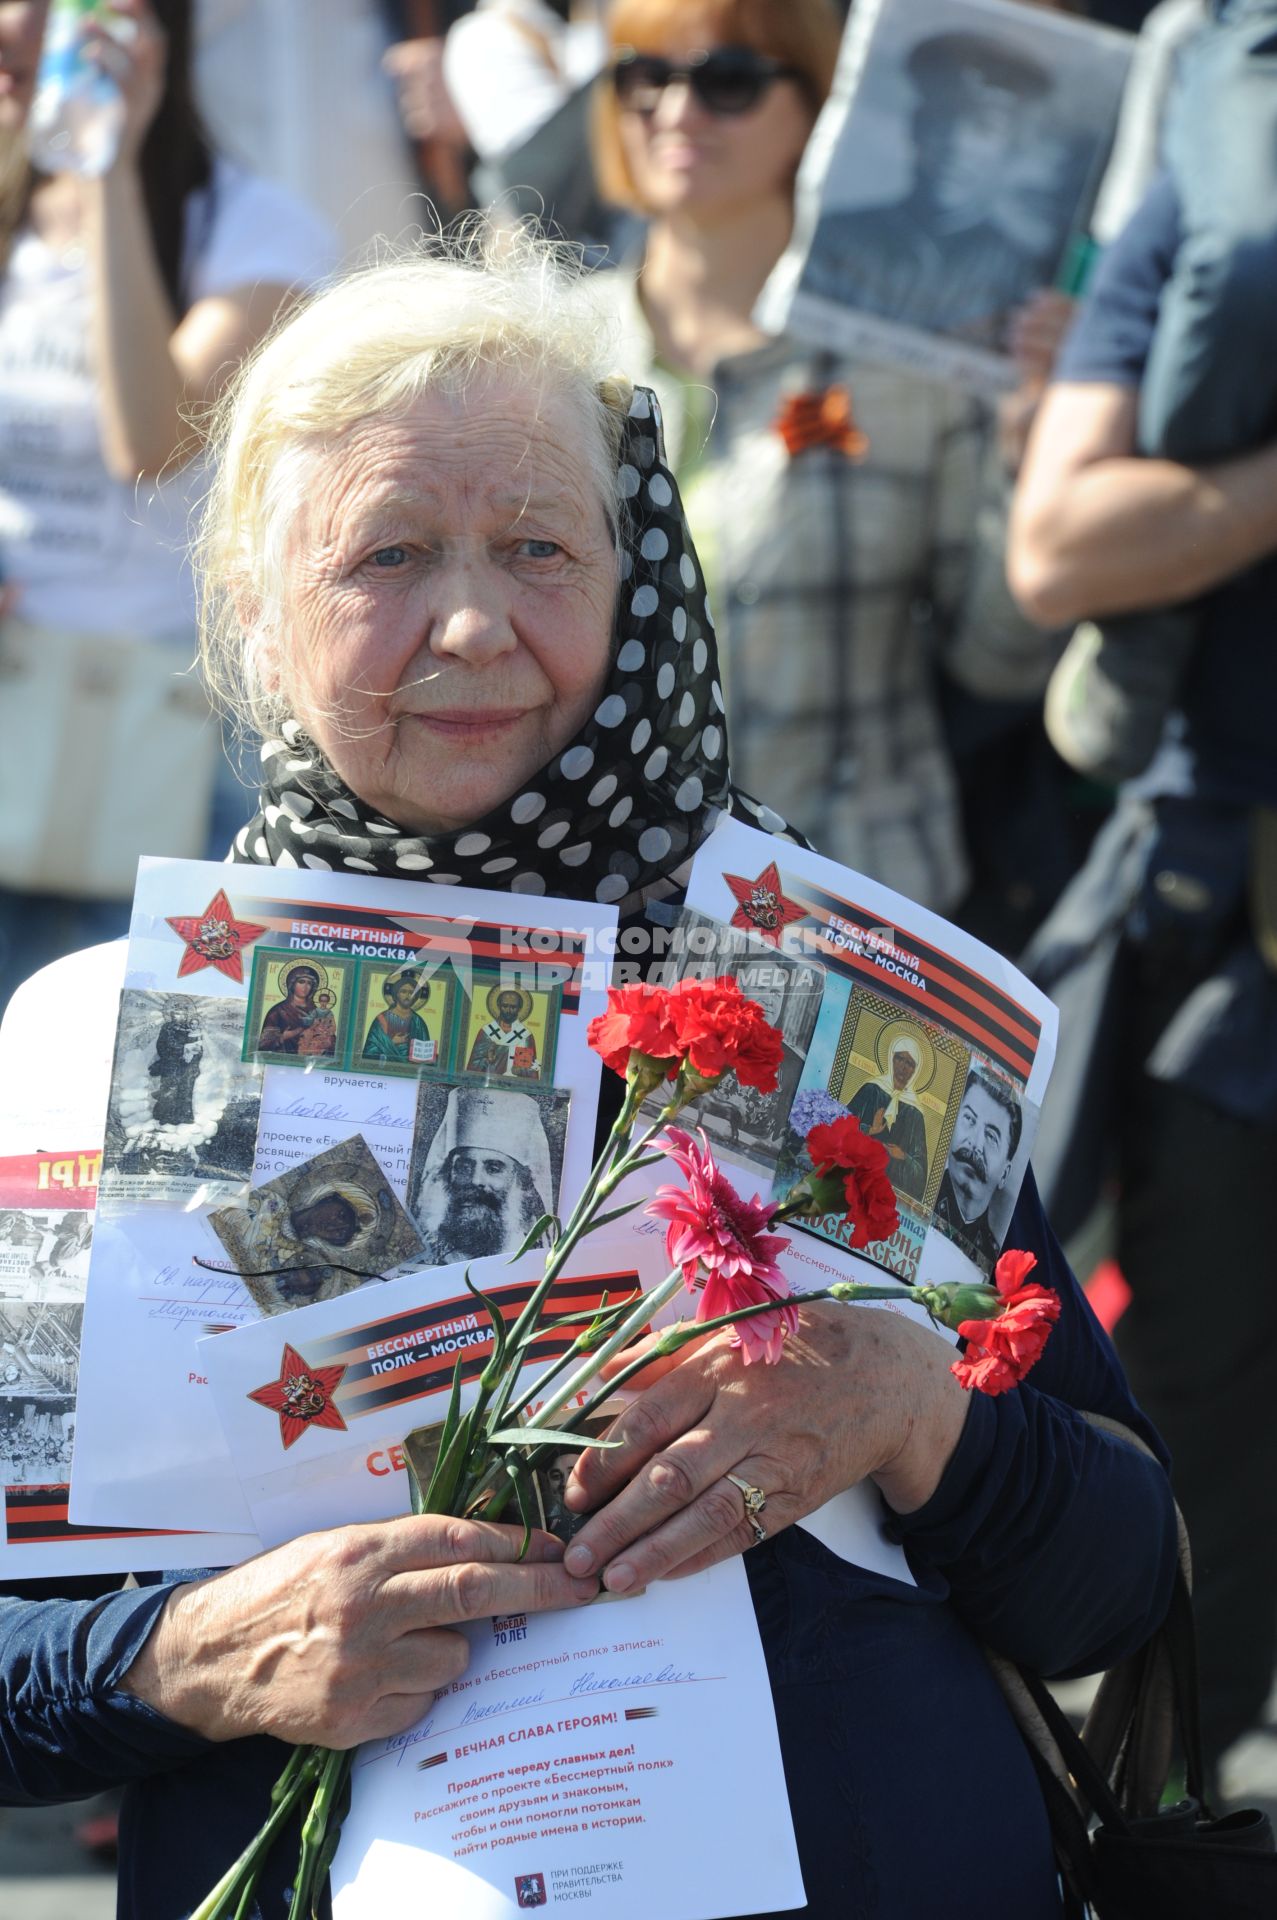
[4, 1486, 185, 1543]
[790, 887, 1041, 1078]
[302, 1270, 642, 1369]
[795, 880, 1041, 1040]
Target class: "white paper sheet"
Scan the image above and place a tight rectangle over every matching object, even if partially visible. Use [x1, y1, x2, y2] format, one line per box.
[68, 858, 617, 1539]
[202, 1235, 672, 1549]
[331, 1559, 805, 1920]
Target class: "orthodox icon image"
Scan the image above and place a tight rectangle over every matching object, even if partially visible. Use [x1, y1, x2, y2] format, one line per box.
[352, 962, 458, 1079]
[243, 948, 357, 1069]
[457, 974, 560, 1087]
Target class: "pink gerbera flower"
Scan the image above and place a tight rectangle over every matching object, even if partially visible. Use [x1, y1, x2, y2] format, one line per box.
[647, 1129, 798, 1364]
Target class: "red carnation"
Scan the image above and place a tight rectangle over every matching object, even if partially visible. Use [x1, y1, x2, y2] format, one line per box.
[950, 1249, 1061, 1395]
[587, 983, 681, 1080]
[805, 1114, 900, 1249]
[992, 1248, 1040, 1299]
[666, 977, 785, 1093]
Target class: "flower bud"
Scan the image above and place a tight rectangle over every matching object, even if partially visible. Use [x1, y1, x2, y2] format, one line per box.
[776, 1168, 847, 1220]
[654, 1321, 701, 1356]
[915, 1282, 1001, 1329]
[678, 1062, 728, 1096]
[625, 1048, 676, 1104]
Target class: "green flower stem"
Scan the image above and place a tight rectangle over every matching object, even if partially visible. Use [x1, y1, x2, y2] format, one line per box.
[488, 1110, 676, 1433]
[489, 1108, 632, 1414]
[289, 1748, 354, 1920]
[509, 1264, 685, 1431]
[188, 1746, 322, 1920]
[490, 1294, 643, 1433]
[574, 1280, 941, 1404]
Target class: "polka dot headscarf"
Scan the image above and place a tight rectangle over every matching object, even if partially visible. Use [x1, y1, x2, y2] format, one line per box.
[231, 386, 791, 907]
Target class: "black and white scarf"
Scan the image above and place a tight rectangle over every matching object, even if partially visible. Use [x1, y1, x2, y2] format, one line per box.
[231, 386, 793, 907]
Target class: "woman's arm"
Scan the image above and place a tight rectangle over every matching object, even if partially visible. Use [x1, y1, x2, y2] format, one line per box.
[83, 1, 296, 480]
[0, 1516, 597, 1806]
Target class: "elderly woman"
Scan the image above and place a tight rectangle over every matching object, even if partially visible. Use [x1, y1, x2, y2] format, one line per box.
[0, 237, 1176, 1919]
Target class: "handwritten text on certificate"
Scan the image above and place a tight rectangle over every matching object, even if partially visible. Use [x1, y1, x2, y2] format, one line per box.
[332, 1561, 804, 1920]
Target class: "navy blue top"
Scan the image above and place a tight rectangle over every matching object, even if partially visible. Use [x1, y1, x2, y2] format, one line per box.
[0, 1171, 1176, 1920]
[1056, 173, 1277, 814]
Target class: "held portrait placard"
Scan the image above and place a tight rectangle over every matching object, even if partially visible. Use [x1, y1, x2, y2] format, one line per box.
[757, 0, 1133, 393]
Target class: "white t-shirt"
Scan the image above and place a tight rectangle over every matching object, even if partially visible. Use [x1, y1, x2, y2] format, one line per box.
[0, 158, 338, 639]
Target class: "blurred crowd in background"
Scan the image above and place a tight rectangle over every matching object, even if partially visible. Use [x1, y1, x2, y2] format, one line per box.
[0, 0, 1272, 1826]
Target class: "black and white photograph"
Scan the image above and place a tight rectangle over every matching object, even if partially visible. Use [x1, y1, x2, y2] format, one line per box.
[762, 0, 1132, 387]
[527, 1407, 622, 1549]
[406, 1082, 570, 1264]
[645, 911, 824, 1174]
[0, 1207, 92, 1303]
[208, 1134, 424, 1316]
[0, 1304, 79, 1486]
[101, 991, 263, 1206]
[931, 1054, 1037, 1274]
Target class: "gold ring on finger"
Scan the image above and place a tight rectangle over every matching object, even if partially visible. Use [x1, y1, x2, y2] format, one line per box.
[725, 1472, 767, 1546]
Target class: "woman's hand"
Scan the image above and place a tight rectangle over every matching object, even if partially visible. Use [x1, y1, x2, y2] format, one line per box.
[121, 1516, 600, 1750]
[83, 0, 166, 167]
[999, 289, 1078, 472]
[560, 1303, 970, 1594]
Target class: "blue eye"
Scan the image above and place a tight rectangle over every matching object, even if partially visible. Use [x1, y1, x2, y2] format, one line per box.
[520, 539, 560, 558]
[371, 545, 407, 568]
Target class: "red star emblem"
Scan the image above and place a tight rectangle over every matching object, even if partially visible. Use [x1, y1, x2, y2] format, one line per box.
[248, 1344, 348, 1450]
[165, 889, 267, 983]
[724, 862, 806, 946]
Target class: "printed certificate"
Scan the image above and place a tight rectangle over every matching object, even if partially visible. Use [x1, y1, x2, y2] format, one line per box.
[331, 1560, 804, 1920]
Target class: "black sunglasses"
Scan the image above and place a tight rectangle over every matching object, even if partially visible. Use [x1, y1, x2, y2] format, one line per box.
[609, 45, 803, 118]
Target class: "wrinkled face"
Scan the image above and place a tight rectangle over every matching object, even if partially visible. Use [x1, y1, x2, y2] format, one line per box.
[0, 2, 47, 134]
[277, 375, 618, 836]
[947, 1079, 1014, 1219]
[615, 20, 815, 221]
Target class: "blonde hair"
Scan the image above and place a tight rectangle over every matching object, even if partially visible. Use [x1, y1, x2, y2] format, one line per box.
[593, 0, 842, 213]
[196, 224, 632, 737]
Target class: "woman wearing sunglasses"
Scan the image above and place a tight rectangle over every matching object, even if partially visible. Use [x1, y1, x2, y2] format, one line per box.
[591, 0, 1052, 919]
